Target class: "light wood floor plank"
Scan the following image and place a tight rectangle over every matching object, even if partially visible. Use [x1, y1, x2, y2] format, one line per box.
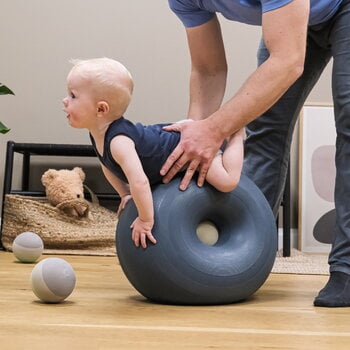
[1, 251, 349, 349]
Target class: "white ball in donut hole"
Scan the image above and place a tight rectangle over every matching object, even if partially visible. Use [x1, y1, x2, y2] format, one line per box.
[12, 231, 44, 263]
[30, 257, 76, 303]
[196, 221, 219, 246]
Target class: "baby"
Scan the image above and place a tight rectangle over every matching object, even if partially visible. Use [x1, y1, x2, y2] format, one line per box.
[63, 57, 244, 248]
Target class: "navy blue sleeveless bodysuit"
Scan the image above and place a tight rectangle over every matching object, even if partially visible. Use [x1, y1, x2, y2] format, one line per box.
[90, 117, 181, 185]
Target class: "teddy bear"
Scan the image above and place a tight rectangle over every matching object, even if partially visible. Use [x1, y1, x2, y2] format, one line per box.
[41, 167, 93, 219]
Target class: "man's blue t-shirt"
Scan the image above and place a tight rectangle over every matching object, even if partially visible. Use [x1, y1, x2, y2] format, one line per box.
[168, 0, 343, 27]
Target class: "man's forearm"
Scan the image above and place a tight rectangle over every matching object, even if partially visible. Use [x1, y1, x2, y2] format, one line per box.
[187, 68, 227, 121]
[206, 55, 303, 140]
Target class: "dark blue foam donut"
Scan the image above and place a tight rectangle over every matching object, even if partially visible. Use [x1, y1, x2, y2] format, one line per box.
[116, 175, 276, 305]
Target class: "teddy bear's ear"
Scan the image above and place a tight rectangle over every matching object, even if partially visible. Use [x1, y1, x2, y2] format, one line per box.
[41, 169, 58, 187]
[73, 167, 85, 182]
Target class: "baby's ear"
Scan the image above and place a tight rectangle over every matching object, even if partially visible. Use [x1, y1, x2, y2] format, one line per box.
[41, 169, 58, 187]
[97, 101, 109, 115]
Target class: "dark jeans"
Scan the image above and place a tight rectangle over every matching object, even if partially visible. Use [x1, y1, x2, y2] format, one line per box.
[243, 0, 350, 273]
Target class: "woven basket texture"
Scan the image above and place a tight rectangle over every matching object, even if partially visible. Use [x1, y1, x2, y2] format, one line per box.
[1, 194, 117, 256]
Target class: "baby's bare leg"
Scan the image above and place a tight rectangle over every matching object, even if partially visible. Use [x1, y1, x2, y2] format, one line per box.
[206, 129, 245, 192]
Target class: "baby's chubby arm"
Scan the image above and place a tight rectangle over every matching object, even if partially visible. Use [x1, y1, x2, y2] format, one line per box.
[110, 135, 156, 248]
[100, 164, 131, 217]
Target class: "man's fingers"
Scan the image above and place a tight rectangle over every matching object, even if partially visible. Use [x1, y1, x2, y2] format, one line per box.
[196, 162, 210, 187]
[162, 123, 182, 132]
[179, 159, 200, 190]
[162, 156, 189, 184]
[160, 145, 185, 178]
[161, 119, 222, 189]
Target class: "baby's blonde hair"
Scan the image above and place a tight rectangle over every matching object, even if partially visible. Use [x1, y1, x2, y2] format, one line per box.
[69, 57, 134, 117]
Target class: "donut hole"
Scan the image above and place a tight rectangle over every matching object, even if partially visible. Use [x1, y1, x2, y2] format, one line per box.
[196, 220, 219, 246]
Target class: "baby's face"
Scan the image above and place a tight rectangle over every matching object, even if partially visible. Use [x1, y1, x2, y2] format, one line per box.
[63, 73, 97, 129]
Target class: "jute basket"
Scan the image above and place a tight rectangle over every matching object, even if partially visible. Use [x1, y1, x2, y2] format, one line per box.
[1, 194, 118, 256]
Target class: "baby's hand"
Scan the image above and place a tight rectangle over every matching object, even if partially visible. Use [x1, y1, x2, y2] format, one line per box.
[130, 217, 156, 248]
[117, 194, 132, 218]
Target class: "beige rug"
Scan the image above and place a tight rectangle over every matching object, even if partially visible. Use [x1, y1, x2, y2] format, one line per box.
[272, 248, 329, 275]
[40, 247, 330, 275]
[42, 247, 329, 276]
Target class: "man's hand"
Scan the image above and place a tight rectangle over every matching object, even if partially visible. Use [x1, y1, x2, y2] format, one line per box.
[160, 119, 223, 190]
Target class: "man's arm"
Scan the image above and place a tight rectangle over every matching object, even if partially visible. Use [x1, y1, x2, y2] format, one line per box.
[208, 0, 309, 135]
[162, 0, 309, 190]
[161, 16, 228, 189]
[186, 15, 227, 120]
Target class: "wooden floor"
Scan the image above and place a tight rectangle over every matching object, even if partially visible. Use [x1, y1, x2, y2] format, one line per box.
[1, 251, 350, 350]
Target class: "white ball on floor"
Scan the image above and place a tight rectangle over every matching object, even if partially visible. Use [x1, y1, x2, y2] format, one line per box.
[30, 257, 76, 303]
[12, 231, 44, 263]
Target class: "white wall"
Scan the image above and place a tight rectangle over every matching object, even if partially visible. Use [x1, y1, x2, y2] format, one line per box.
[0, 1, 333, 226]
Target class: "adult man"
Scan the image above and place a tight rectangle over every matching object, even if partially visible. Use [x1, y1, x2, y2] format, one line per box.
[161, 0, 350, 307]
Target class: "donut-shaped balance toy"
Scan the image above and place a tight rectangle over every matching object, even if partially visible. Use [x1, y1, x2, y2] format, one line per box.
[116, 175, 276, 305]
